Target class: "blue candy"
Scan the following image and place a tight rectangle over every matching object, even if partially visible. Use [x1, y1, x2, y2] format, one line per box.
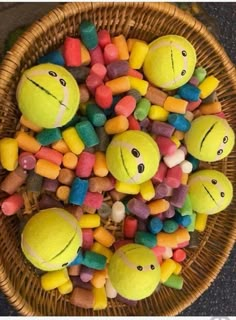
[38, 50, 65, 66]
[68, 248, 84, 266]
[148, 217, 163, 234]
[168, 113, 191, 132]
[69, 177, 88, 205]
[178, 83, 201, 102]
[174, 212, 192, 227]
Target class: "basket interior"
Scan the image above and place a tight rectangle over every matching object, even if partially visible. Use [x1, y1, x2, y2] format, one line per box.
[0, 2, 235, 316]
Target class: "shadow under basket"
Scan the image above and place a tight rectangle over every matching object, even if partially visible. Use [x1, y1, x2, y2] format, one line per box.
[0, 2, 236, 316]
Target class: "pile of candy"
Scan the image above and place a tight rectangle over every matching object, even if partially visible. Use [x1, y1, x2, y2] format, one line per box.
[0, 20, 234, 310]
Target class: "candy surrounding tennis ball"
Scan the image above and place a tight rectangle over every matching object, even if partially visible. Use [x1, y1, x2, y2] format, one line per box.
[188, 169, 233, 215]
[21, 208, 82, 271]
[143, 35, 196, 90]
[185, 115, 235, 162]
[16, 63, 80, 128]
[108, 244, 160, 300]
[106, 130, 160, 184]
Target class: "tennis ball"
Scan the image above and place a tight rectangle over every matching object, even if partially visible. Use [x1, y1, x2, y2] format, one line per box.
[185, 115, 235, 162]
[106, 130, 160, 184]
[16, 63, 80, 128]
[143, 35, 196, 90]
[188, 169, 233, 215]
[21, 208, 82, 271]
[108, 244, 160, 300]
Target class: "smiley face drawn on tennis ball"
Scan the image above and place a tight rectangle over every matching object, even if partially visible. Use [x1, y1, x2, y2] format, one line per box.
[184, 115, 235, 162]
[16, 63, 80, 128]
[21, 208, 82, 271]
[188, 169, 233, 215]
[143, 35, 196, 90]
[108, 244, 161, 300]
[106, 130, 160, 184]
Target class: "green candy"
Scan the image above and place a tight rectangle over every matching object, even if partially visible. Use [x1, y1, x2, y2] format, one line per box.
[36, 128, 62, 146]
[163, 274, 183, 290]
[162, 219, 178, 233]
[134, 98, 151, 121]
[135, 231, 157, 248]
[75, 120, 99, 147]
[193, 66, 207, 84]
[86, 103, 107, 127]
[82, 251, 107, 270]
[176, 193, 193, 216]
[79, 20, 98, 50]
[187, 213, 196, 232]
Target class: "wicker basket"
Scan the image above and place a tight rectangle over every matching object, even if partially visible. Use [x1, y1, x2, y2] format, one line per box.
[0, 2, 235, 316]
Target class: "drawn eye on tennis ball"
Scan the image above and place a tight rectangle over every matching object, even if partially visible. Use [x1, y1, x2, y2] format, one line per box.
[184, 115, 235, 162]
[108, 244, 160, 300]
[106, 130, 160, 184]
[16, 63, 80, 128]
[21, 208, 82, 271]
[143, 35, 196, 90]
[188, 169, 233, 215]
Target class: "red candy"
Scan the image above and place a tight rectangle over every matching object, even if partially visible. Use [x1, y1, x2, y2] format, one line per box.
[35, 147, 63, 166]
[83, 191, 103, 209]
[164, 165, 182, 188]
[95, 84, 113, 109]
[1, 193, 24, 216]
[127, 67, 143, 79]
[82, 228, 94, 250]
[90, 63, 107, 80]
[98, 29, 111, 48]
[103, 43, 119, 65]
[127, 115, 140, 130]
[86, 74, 103, 96]
[76, 152, 96, 178]
[18, 152, 36, 170]
[152, 161, 168, 183]
[115, 95, 136, 117]
[124, 216, 138, 239]
[63, 37, 81, 67]
[156, 136, 177, 156]
[89, 45, 104, 65]
[173, 248, 187, 262]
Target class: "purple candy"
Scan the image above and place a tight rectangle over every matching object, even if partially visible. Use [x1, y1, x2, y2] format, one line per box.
[137, 218, 148, 231]
[154, 182, 169, 199]
[127, 198, 150, 219]
[38, 194, 63, 210]
[42, 178, 60, 192]
[70, 276, 93, 290]
[106, 60, 129, 79]
[80, 265, 94, 282]
[151, 121, 175, 138]
[170, 184, 188, 208]
[139, 118, 151, 132]
[116, 294, 138, 306]
[163, 205, 175, 218]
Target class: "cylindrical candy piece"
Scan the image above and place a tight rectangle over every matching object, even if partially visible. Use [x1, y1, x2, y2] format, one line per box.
[135, 231, 157, 248]
[1, 193, 24, 216]
[124, 216, 138, 238]
[35, 159, 60, 180]
[95, 84, 113, 109]
[111, 201, 125, 223]
[167, 114, 191, 132]
[106, 60, 129, 79]
[78, 214, 100, 228]
[80, 265, 94, 282]
[112, 34, 129, 60]
[129, 41, 149, 69]
[41, 269, 69, 291]
[93, 226, 115, 247]
[18, 152, 36, 170]
[0, 166, 27, 195]
[163, 149, 185, 168]
[35, 147, 63, 166]
[82, 251, 107, 270]
[148, 217, 163, 234]
[80, 20, 98, 49]
[76, 151, 96, 178]
[160, 258, 176, 283]
[126, 198, 150, 220]
[164, 165, 182, 188]
[63, 37, 81, 67]
[69, 177, 88, 205]
[103, 43, 119, 65]
[75, 120, 99, 148]
[26, 171, 43, 192]
[163, 274, 183, 290]
[151, 121, 175, 138]
[62, 127, 85, 155]
[92, 286, 107, 310]
[15, 132, 41, 154]
[115, 95, 136, 117]
[70, 287, 94, 309]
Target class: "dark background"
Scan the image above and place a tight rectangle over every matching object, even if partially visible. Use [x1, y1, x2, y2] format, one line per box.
[0, 2, 235, 316]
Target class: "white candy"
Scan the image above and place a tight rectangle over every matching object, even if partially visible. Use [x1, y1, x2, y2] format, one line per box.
[162, 247, 173, 260]
[111, 201, 125, 223]
[180, 160, 193, 174]
[163, 149, 185, 168]
[105, 278, 117, 298]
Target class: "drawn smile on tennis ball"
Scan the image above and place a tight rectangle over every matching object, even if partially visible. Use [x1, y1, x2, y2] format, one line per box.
[21, 208, 82, 271]
[16, 63, 80, 128]
[184, 115, 235, 162]
[108, 244, 161, 300]
[106, 130, 160, 184]
[188, 169, 233, 215]
[143, 35, 196, 90]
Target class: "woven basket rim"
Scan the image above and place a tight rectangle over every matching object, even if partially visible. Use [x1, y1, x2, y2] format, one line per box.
[0, 2, 235, 316]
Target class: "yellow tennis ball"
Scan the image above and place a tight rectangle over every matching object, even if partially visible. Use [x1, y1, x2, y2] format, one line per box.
[106, 130, 160, 184]
[184, 115, 235, 162]
[188, 169, 233, 215]
[16, 63, 80, 128]
[21, 208, 82, 271]
[108, 244, 160, 300]
[143, 35, 196, 90]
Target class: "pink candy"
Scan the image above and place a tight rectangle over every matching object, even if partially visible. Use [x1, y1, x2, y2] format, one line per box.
[76, 152, 96, 178]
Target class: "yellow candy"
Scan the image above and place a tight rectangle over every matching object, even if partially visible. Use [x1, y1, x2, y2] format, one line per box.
[148, 105, 169, 121]
[127, 38, 147, 52]
[81, 43, 91, 66]
[170, 136, 181, 148]
[91, 269, 108, 288]
[78, 214, 100, 229]
[58, 279, 73, 295]
[195, 212, 208, 232]
[173, 261, 182, 275]
[92, 286, 107, 310]
[160, 258, 176, 283]
[41, 269, 69, 291]
[128, 76, 149, 96]
[91, 242, 113, 262]
[62, 127, 84, 155]
[140, 180, 155, 201]
[198, 75, 219, 99]
[115, 180, 140, 195]
[0, 138, 18, 171]
[129, 41, 149, 70]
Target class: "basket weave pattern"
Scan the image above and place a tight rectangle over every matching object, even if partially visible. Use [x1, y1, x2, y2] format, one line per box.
[0, 2, 235, 316]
